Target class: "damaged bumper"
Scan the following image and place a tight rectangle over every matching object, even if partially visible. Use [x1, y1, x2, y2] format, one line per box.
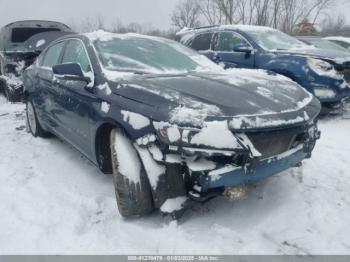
[137, 119, 320, 203]
[196, 145, 307, 190]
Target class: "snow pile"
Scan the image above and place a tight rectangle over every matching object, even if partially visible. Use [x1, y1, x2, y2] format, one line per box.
[186, 158, 217, 172]
[191, 121, 241, 149]
[160, 197, 188, 213]
[230, 112, 310, 130]
[170, 102, 222, 127]
[97, 83, 112, 95]
[135, 145, 165, 190]
[166, 126, 181, 143]
[36, 39, 46, 48]
[121, 110, 150, 130]
[100, 102, 110, 113]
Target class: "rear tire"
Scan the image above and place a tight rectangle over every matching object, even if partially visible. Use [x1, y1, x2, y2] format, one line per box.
[26, 99, 47, 138]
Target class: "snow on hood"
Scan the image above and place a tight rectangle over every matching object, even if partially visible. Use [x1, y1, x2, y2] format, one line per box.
[325, 36, 350, 44]
[275, 47, 350, 64]
[111, 68, 319, 130]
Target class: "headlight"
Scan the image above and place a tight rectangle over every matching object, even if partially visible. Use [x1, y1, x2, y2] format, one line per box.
[307, 58, 339, 78]
[153, 122, 199, 145]
[313, 86, 337, 99]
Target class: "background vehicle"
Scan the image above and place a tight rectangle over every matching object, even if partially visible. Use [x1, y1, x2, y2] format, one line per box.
[23, 31, 320, 218]
[176, 25, 350, 113]
[297, 36, 350, 53]
[325, 36, 350, 52]
[0, 20, 72, 102]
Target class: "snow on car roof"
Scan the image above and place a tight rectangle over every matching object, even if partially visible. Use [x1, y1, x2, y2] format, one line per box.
[84, 30, 164, 42]
[325, 36, 350, 44]
[176, 24, 276, 36]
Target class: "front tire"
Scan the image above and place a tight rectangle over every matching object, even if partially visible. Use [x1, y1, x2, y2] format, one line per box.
[26, 99, 47, 138]
[110, 128, 154, 217]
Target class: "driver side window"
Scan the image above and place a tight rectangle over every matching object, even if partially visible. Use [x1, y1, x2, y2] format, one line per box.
[214, 32, 250, 52]
[42, 41, 65, 67]
[61, 40, 92, 74]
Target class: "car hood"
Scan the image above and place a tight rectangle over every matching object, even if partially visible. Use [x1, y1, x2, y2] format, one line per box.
[110, 69, 320, 130]
[275, 47, 350, 65]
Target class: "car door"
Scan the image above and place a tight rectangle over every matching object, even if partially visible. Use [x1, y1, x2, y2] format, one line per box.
[213, 31, 255, 69]
[35, 41, 66, 130]
[190, 32, 216, 61]
[52, 39, 96, 158]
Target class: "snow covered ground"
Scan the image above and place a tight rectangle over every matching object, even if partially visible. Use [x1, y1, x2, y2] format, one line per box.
[0, 95, 350, 255]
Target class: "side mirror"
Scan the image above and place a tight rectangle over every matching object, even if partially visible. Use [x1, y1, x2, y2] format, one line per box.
[233, 44, 254, 53]
[53, 63, 91, 84]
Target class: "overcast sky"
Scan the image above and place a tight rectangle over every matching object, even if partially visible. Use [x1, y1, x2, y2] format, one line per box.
[0, 0, 349, 30]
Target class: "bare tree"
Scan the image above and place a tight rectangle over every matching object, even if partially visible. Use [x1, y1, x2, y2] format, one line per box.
[197, 0, 224, 25]
[171, 0, 202, 29]
[279, 0, 333, 34]
[270, 0, 283, 28]
[216, 0, 240, 24]
[320, 14, 350, 36]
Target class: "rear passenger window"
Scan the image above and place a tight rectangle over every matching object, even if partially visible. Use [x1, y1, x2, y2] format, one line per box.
[62, 40, 91, 73]
[191, 33, 213, 51]
[215, 32, 250, 52]
[42, 41, 65, 67]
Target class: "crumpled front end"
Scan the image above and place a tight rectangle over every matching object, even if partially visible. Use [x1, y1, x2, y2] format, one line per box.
[134, 114, 320, 211]
[0, 53, 29, 100]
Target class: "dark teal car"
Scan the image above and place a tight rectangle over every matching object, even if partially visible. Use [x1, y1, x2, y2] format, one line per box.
[177, 25, 350, 113]
[23, 32, 321, 218]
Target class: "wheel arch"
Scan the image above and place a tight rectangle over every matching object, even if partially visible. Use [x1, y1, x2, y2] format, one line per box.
[94, 121, 132, 174]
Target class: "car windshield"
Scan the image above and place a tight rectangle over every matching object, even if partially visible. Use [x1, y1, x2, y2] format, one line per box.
[93, 36, 220, 74]
[305, 38, 349, 52]
[246, 29, 307, 51]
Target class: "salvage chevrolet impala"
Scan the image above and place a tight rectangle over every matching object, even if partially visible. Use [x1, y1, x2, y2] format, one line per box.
[23, 31, 321, 218]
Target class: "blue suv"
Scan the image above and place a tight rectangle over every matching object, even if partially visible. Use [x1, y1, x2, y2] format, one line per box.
[177, 25, 350, 112]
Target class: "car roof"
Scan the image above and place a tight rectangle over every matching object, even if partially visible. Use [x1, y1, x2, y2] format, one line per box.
[47, 31, 173, 48]
[177, 24, 276, 36]
[325, 36, 350, 43]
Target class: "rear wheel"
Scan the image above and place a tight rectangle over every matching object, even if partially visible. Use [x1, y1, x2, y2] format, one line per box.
[26, 99, 47, 138]
[110, 128, 154, 217]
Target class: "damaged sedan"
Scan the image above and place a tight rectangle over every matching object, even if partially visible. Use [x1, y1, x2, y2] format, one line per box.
[0, 20, 72, 101]
[23, 31, 321, 218]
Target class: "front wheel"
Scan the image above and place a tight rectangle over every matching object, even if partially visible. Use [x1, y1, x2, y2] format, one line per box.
[110, 128, 154, 217]
[26, 99, 47, 138]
